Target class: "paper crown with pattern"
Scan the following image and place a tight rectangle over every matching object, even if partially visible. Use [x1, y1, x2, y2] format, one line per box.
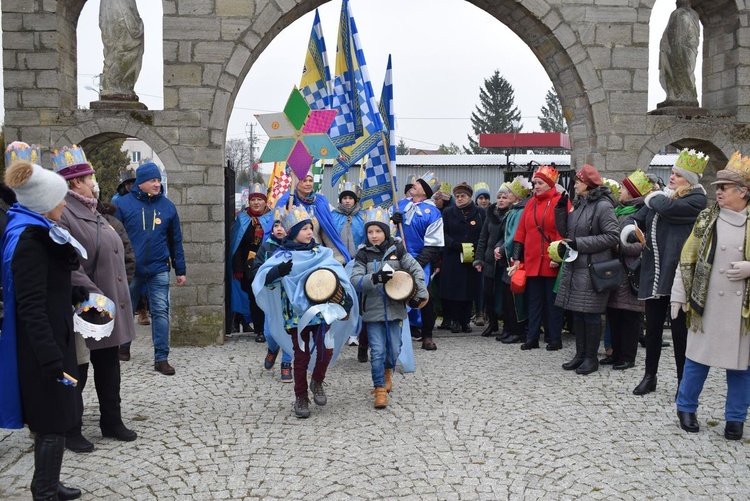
[437, 181, 451, 194]
[497, 182, 511, 194]
[473, 181, 491, 200]
[363, 207, 392, 228]
[675, 148, 709, 176]
[248, 182, 268, 200]
[74, 293, 116, 341]
[120, 168, 136, 183]
[338, 181, 361, 200]
[404, 174, 417, 187]
[417, 171, 439, 196]
[5, 141, 41, 167]
[601, 177, 621, 199]
[281, 205, 312, 233]
[272, 206, 286, 224]
[52, 145, 95, 180]
[621, 170, 653, 198]
[508, 175, 532, 199]
[532, 165, 559, 187]
[713, 151, 750, 187]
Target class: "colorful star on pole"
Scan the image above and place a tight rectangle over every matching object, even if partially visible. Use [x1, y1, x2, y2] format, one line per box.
[256, 87, 340, 180]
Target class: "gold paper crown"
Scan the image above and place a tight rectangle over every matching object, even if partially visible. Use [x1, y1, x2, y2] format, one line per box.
[338, 181, 362, 199]
[601, 177, 621, 199]
[508, 176, 532, 199]
[473, 182, 491, 198]
[248, 182, 267, 198]
[621, 170, 653, 198]
[437, 181, 452, 194]
[363, 207, 392, 229]
[725, 151, 750, 177]
[418, 171, 439, 193]
[5, 141, 41, 167]
[404, 174, 417, 187]
[675, 148, 709, 175]
[51, 145, 89, 171]
[533, 165, 559, 185]
[281, 205, 312, 233]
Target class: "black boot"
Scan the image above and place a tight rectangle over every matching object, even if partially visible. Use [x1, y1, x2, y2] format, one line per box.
[58, 482, 82, 500]
[481, 322, 498, 337]
[576, 321, 601, 375]
[450, 321, 460, 334]
[562, 317, 586, 371]
[31, 433, 67, 501]
[633, 373, 657, 395]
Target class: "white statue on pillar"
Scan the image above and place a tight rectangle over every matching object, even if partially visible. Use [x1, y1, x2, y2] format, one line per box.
[657, 0, 701, 108]
[99, 0, 144, 101]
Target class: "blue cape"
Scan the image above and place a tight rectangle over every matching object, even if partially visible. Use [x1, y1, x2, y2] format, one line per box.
[252, 245, 359, 370]
[1, 205, 52, 429]
[228, 210, 273, 315]
[331, 209, 366, 250]
[274, 192, 351, 261]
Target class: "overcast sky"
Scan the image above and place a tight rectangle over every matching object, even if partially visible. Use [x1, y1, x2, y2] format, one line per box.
[4, 0, 695, 152]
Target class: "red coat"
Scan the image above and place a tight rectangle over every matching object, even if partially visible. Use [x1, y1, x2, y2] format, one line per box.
[513, 188, 565, 278]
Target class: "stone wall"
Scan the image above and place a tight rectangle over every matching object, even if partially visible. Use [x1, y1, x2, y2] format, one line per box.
[3, 0, 750, 345]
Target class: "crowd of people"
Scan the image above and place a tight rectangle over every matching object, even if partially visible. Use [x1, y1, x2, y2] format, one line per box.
[1, 139, 749, 498]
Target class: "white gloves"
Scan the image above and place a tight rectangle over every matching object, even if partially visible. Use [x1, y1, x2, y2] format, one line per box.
[670, 302, 687, 320]
[727, 261, 750, 281]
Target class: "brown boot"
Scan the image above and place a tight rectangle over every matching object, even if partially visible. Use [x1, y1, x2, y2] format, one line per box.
[371, 387, 388, 408]
[137, 309, 151, 325]
[421, 337, 437, 350]
[384, 369, 393, 393]
[118, 346, 130, 362]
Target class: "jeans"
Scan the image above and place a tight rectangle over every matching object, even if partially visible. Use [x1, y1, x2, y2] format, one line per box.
[367, 321, 403, 388]
[526, 276, 563, 344]
[265, 325, 292, 364]
[124, 272, 171, 362]
[677, 358, 750, 422]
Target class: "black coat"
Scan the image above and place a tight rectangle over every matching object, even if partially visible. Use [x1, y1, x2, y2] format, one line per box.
[474, 204, 508, 279]
[12, 226, 82, 433]
[440, 202, 485, 301]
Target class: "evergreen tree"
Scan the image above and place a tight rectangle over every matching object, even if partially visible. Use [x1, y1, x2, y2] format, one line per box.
[396, 138, 409, 156]
[538, 88, 568, 133]
[465, 70, 522, 154]
[87, 138, 130, 201]
[437, 143, 462, 155]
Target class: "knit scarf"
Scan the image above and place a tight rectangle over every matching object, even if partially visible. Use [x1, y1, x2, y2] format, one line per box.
[68, 190, 99, 213]
[615, 204, 639, 217]
[247, 206, 269, 246]
[679, 204, 750, 333]
[336, 203, 360, 217]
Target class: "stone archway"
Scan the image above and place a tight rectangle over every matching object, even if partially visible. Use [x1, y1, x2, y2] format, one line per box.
[5, 0, 750, 345]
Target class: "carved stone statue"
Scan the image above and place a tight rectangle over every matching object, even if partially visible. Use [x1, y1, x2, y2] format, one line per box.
[657, 0, 701, 108]
[99, 0, 144, 101]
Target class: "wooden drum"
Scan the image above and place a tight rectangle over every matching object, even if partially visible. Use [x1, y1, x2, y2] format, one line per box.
[384, 270, 415, 301]
[304, 268, 344, 305]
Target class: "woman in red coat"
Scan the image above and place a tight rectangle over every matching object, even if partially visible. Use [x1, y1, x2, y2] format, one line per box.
[509, 165, 568, 351]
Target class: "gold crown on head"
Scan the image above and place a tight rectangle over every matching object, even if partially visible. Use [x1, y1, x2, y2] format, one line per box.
[338, 181, 361, 199]
[675, 148, 709, 175]
[51, 145, 88, 171]
[508, 176, 532, 198]
[601, 177, 621, 199]
[5, 141, 41, 167]
[714, 151, 750, 187]
[363, 207, 392, 228]
[281, 205, 311, 233]
[248, 182, 267, 197]
[622, 170, 653, 198]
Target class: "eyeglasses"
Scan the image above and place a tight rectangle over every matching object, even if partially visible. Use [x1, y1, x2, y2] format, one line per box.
[715, 184, 737, 191]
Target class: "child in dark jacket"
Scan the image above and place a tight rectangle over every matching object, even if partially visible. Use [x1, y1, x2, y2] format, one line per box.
[252, 206, 357, 418]
[250, 209, 293, 381]
[351, 208, 427, 408]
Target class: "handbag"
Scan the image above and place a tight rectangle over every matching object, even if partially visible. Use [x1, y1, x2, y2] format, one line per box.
[588, 256, 622, 293]
[510, 263, 527, 294]
[624, 256, 641, 296]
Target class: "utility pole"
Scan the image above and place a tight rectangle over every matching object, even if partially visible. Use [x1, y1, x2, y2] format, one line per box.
[245, 122, 258, 165]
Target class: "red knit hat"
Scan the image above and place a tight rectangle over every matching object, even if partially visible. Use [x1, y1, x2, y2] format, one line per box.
[576, 164, 602, 188]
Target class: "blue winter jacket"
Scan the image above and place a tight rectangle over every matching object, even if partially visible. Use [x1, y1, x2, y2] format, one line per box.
[114, 186, 186, 277]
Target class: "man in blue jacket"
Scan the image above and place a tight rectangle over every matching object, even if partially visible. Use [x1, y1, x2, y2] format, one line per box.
[114, 162, 186, 375]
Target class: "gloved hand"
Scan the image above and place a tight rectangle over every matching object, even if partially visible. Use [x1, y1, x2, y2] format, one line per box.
[450, 241, 463, 252]
[277, 260, 293, 277]
[71, 286, 89, 306]
[670, 301, 687, 320]
[556, 193, 569, 208]
[372, 269, 393, 285]
[233, 272, 244, 281]
[408, 297, 426, 308]
[41, 360, 64, 381]
[727, 261, 750, 281]
[391, 211, 404, 225]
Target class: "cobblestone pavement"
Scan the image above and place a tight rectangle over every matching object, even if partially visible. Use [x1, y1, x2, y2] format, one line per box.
[1, 325, 749, 500]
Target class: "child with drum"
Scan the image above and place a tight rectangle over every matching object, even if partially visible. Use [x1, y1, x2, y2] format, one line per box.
[248, 208, 294, 382]
[351, 208, 428, 408]
[252, 206, 358, 418]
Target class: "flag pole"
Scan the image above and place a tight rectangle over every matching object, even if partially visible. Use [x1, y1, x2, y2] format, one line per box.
[380, 130, 407, 253]
[287, 170, 297, 211]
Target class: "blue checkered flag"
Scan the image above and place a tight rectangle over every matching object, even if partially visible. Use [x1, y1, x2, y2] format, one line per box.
[299, 9, 331, 110]
[361, 55, 397, 209]
[329, 0, 384, 185]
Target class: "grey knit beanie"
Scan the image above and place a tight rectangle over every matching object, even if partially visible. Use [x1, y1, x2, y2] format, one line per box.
[5, 160, 68, 214]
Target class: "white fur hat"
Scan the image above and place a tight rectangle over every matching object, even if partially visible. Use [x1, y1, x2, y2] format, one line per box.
[5, 160, 68, 214]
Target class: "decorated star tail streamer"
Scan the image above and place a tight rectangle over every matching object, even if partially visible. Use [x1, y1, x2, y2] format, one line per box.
[256, 87, 340, 181]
